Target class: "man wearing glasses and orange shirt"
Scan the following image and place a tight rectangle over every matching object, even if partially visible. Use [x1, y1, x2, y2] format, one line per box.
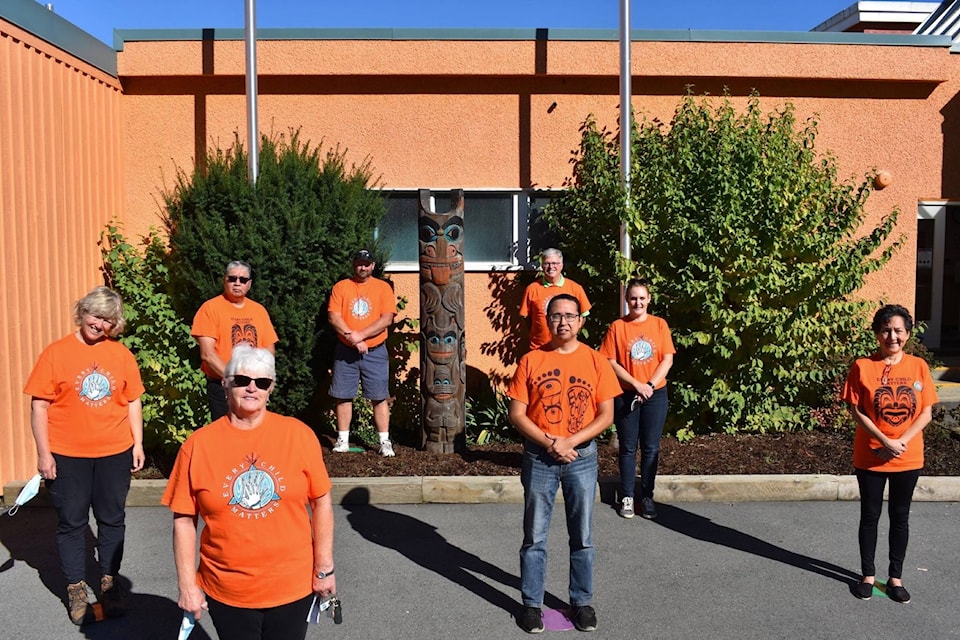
[520, 248, 592, 351]
[191, 260, 279, 421]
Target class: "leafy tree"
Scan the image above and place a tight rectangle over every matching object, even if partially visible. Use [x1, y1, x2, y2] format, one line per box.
[544, 93, 901, 436]
[100, 223, 208, 453]
[163, 131, 387, 417]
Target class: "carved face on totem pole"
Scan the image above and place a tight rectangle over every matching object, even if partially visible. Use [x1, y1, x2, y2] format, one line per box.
[418, 193, 464, 287]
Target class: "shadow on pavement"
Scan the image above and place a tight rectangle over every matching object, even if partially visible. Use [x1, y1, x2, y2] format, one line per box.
[0, 507, 213, 640]
[652, 503, 860, 585]
[343, 487, 567, 614]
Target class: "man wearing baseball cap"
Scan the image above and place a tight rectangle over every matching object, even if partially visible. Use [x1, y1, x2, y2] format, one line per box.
[327, 249, 398, 456]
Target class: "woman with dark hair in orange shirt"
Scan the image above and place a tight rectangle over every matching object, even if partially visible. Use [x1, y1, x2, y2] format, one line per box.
[842, 304, 937, 604]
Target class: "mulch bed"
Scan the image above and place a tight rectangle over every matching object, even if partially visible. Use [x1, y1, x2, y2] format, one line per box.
[315, 426, 960, 478]
[137, 424, 960, 480]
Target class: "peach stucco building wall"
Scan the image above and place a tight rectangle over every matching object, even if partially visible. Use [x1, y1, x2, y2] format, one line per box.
[0, 19, 125, 485]
[117, 35, 959, 384]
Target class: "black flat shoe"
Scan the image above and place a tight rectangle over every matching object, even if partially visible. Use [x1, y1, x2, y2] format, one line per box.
[886, 584, 911, 604]
[853, 580, 874, 600]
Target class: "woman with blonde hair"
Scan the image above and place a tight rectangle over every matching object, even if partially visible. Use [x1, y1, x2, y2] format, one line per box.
[24, 286, 145, 625]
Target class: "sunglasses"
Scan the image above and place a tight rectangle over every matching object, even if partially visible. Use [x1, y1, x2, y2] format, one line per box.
[231, 375, 273, 390]
[226, 275, 251, 284]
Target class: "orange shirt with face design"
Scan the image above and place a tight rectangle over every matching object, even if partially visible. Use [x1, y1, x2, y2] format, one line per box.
[842, 354, 938, 471]
[191, 295, 279, 378]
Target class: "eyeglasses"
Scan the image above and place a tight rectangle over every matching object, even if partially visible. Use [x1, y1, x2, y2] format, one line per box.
[547, 313, 580, 323]
[231, 375, 273, 390]
[226, 275, 251, 284]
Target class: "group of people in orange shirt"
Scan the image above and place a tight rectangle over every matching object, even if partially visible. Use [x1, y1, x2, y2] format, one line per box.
[24, 251, 389, 637]
[23, 246, 937, 636]
[510, 249, 937, 632]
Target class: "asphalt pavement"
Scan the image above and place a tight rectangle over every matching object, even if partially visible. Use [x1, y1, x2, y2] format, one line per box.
[1, 498, 959, 640]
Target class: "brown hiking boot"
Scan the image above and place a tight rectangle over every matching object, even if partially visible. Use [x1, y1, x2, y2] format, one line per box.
[100, 575, 127, 617]
[66, 581, 90, 625]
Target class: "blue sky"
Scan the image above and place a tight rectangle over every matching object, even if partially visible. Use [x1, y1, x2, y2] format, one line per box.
[48, 0, 858, 47]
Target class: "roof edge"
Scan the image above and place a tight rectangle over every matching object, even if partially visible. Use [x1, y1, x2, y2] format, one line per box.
[114, 26, 955, 48]
[0, 0, 117, 77]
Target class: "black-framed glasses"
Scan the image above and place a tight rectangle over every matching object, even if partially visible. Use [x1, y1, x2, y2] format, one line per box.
[231, 375, 273, 390]
[547, 313, 580, 323]
[226, 275, 251, 284]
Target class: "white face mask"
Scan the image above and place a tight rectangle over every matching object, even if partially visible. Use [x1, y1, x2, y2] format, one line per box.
[6, 474, 42, 516]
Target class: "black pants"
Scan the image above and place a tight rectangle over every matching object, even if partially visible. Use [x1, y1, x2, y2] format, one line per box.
[856, 467, 920, 579]
[206, 378, 228, 422]
[207, 593, 313, 640]
[47, 448, 133, 583]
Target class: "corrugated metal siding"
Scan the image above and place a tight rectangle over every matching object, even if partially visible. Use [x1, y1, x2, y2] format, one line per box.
[0, 20, 123, 487]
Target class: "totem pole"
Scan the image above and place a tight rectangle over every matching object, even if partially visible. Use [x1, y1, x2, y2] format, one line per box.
[418, 189, 466, 453]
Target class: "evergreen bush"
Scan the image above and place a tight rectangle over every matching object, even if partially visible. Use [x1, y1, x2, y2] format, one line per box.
[544, 93, 901, 436]
[163, 131, 388, 417]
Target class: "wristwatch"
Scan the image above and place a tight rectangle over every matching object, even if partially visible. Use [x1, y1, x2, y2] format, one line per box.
[647, 381, 655, 390]
[316, 567, 335, 579]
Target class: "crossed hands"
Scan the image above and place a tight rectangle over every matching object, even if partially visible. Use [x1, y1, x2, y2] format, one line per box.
[546, 435, 579, 464]
[874, 437, 908, 461]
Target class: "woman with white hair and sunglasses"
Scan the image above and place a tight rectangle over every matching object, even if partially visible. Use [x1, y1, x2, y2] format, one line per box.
[163, 345, 335, 640]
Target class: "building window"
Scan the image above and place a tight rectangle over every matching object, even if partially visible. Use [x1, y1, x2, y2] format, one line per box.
[376, 189, 560, 271]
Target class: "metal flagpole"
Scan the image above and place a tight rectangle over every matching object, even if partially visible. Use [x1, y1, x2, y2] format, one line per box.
[619, 0, 632, 314]
[244, 0, 259, 184]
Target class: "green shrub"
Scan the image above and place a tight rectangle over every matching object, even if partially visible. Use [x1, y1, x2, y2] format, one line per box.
[100, 223, 208, 453]
[545, 93, 901, 435]
[162, 131, 388, 417]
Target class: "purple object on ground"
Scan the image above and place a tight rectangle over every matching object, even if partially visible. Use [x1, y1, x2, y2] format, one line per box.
[542, 608, 575, 631]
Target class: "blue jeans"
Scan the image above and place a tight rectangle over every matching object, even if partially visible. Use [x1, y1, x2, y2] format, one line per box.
[615, 387, 669, 500]
[520, 439, 597, 608]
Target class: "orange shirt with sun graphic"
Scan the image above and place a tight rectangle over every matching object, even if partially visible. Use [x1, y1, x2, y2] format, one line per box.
[843, 353, 938, 472]
[328, 277, 397, 348]
[507, 343, 621, 438]
[599, 315, 676, 391]
[24, 333, 145, 458]
[191, 295, 279, 378]
[162, 412, 332, 608]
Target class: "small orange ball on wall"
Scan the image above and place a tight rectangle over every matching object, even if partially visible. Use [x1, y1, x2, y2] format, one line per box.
[874, 171, 893, 189]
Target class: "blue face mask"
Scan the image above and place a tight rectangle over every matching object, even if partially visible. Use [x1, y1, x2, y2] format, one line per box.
[6, 474, 42, 516]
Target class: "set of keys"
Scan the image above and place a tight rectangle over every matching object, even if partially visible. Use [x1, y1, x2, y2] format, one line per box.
[306, 593, 343, 625]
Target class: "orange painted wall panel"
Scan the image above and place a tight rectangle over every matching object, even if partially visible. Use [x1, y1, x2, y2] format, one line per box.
[118, 38, 957, 330]
[0, 20, 124, 485]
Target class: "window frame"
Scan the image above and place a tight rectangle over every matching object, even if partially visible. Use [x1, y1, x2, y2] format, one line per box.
[375, 188, 561, 272]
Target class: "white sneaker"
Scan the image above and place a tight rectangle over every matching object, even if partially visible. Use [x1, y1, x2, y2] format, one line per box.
[620, 497, 635, 519]
[379, 439, 395, 457]
[332, 439, 350, 453]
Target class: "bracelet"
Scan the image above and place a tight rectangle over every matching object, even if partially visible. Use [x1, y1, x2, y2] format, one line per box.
[647, 381, 655, 389]
[316, 567, 335, 579]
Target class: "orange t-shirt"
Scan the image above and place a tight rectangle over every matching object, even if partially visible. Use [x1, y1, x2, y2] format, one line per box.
[842, 354, 938, 472]
[161, 412, 332, 608]
[328, 277, 397, 349]
[599, 315, 676, 391]
[24, 333, 144, 458]
[191, 295, 279, 378]
[507, 343, 621, 438]
[520, 277, 592, 350]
